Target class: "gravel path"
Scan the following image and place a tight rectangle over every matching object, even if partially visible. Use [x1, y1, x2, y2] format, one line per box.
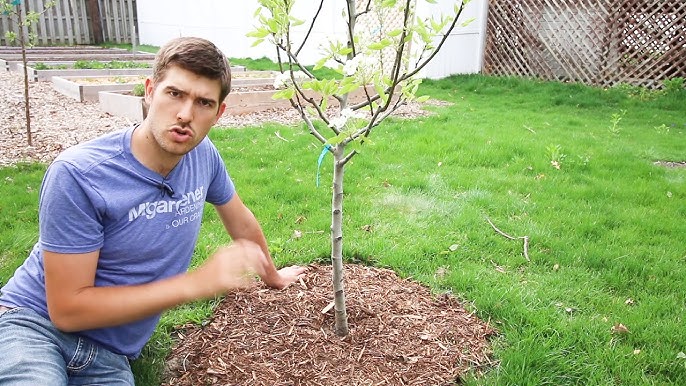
[1, 70, 435, 166]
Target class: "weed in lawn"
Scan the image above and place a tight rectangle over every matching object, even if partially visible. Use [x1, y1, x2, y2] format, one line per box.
[662, 77, 684, 94]
[608, 109, 627, 136]
[545, 144, 566, 170]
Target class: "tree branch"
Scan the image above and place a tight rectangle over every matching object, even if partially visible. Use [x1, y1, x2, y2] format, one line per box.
[485, 216, 531, 262]
[345, 0, 358, 57]
[296, 0, 325, 56]
[339, 149, 358, 166]
[401, 2, 466, 81]
[356, 0, 373, 18]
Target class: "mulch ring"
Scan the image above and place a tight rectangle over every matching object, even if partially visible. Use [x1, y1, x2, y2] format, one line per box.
[163, 263, 497, 385]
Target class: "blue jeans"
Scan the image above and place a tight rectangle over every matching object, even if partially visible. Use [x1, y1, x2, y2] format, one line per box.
[0, 306, 134, 385]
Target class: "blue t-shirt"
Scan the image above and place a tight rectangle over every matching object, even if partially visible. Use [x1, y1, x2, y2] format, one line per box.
[0, 126, 234, 358]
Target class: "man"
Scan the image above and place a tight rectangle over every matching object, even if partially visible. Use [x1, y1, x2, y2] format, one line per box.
[0, 37, 307, 384]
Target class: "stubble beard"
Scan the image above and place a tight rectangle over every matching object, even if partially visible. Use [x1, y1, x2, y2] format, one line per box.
[151, 121, 193, 158]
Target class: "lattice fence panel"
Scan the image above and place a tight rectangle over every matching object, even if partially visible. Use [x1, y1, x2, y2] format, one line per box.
[355, 0, 412, 77]
[484, 0, 686, 89]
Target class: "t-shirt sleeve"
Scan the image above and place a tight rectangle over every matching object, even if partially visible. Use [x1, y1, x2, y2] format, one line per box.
[38, 161, 105, 254]
[204, 140, 235, 205]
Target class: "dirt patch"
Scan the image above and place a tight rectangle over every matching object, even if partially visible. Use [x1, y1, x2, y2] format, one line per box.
[163, 264, 496, 386]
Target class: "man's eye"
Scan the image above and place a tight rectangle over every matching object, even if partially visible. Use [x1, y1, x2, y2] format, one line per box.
[199, 100, 213, 107]
[169, 90, 180, 97]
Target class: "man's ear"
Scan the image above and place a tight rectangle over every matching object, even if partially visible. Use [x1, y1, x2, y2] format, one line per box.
[144, 77, 154, 105]
[214, 102, 227, 124]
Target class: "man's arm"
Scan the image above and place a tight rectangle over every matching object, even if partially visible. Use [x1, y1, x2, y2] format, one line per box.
[214, 193, 307, 289]
[44, 239, 266, 332]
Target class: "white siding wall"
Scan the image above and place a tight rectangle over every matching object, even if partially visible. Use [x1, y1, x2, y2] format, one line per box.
[414, 0, 489, 78]
[136, 0, 488, 79]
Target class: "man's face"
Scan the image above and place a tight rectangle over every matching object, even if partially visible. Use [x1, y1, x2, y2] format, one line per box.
[144, 65, 226, 157]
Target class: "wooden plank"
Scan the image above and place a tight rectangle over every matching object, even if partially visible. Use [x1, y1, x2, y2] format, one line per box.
[45, 0, 58, 45]
[0, 11, 10, 45]
[118, 0, 128, 41]
[127, 0, 136, 46]
[101, 0, 114, 43]
[78, 0, 90, 43]
[112, 0, 121, 43]
[69, 0, 82, 44]
[54, 0, 66, 44]
[37, 0, 50, 45]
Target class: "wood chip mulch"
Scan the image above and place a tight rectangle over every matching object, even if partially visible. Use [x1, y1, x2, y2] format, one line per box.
[163, 263, 496, 386]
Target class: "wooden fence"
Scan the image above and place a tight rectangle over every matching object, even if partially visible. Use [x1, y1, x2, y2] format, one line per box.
[0, 0, 137, 46]
[483, 0, 686, 88]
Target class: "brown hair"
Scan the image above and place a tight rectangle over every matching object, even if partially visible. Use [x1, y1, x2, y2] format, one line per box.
[152, 37, 232, 103]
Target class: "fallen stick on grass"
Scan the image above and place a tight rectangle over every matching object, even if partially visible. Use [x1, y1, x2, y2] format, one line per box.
[485, 216, 531, 262]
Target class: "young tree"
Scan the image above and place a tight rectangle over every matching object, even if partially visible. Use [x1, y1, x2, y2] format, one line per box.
[249, 0, 473, 336]
[1, 0, 56, 146]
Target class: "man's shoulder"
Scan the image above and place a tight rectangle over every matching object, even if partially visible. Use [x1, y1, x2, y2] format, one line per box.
[54, 127, 131, 172]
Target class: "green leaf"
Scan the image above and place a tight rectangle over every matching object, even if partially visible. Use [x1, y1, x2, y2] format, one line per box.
[250, 38, 265, 47]
[289, 16, 305, 27]
[387, 28, 403, 37]
[313, 57, 329, 71]
[368, 39, 392, 51]
[327, 132, 347, 145]
[267, 19, 279, 33]
[461, 17, 476, 27]
[324, 79, 338, 95]
[339, 80, 360, 95]
[416, 95, 430, 103]
[430, 18, 441, 32]
[246, 28, 270, 39]
[374, 78, 388, 105]
[301, 80, 315, 90]
[272, 88, 295, 100]
[368, 42, 385, 51]
[5, 31, 17, 43]
[381, 0, 397, 7]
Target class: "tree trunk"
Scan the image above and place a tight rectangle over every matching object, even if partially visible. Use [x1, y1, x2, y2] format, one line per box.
[331, 145, 349, 336]
[85, 0, 104, 44]
[17, 7, 32, 146]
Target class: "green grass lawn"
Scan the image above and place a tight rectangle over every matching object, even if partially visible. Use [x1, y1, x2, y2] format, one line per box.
[1, 74, 684, 385]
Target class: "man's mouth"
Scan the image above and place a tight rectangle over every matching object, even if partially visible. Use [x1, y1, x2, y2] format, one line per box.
[170, 126, 193, 142]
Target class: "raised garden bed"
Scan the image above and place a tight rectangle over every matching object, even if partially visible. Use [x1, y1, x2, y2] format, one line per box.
[53, 75, 147, 102]
[17, 62, 248, 81]
[231, 70, 278, 87]
[1, 53, 157, 71]
[100, 83, 376, 118]
[18, 62, 152, 82]
[99, 90, 147, 122]
[225, 84, 376, 115]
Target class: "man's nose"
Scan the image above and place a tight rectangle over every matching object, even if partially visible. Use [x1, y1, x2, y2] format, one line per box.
[176, 100, 194, 122]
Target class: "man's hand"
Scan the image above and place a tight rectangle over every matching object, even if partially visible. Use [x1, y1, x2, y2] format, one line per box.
[266, 265, 309, 290]
[190, 239, 268, 298]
